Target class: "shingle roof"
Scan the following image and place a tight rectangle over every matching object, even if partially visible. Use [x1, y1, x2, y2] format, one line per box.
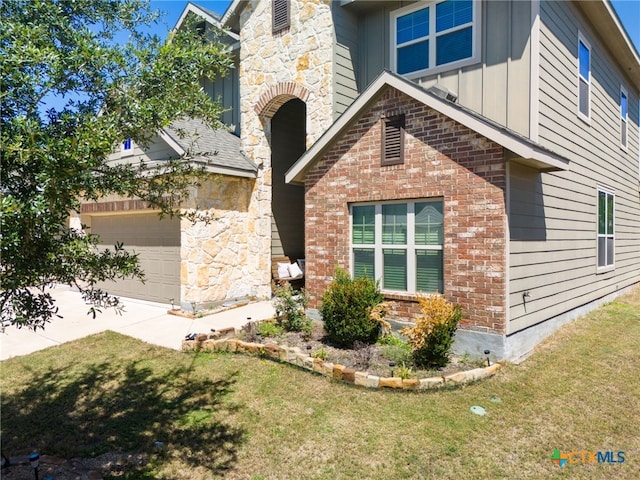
[163, 118, 257, 176]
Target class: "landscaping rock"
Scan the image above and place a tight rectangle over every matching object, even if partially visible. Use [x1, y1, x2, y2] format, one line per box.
[419, 377, 444, 389]
[312, 357, 325, 373]
[332, 364, 345, 380]
[342, 367, 356, 383]
[379, 377, 403, 389]
[354, 371, 368, 386]
[402, 378, 419, 390]
[263, 343, 281, 359]
[365, 375, 380, 388]
[216, 327, 236, 339]
[225, 339, 238, 352]
[443, 371, 468, 384]
[302, 356, 314, 370]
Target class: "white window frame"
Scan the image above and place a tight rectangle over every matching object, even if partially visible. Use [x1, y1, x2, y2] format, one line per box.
[390, 0, 481, 79]
[596, 187, 615, 271]
[350, 199, 444, 294]
[620, 85, 628, 151]
[577, 32, 591, 123]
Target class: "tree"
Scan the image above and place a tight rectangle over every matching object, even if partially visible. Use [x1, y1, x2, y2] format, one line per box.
[1, 0, 232, 329]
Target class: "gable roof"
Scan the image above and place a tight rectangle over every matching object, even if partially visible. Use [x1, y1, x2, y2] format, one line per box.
[174, 2, 239, 43]
[285, 70, 571, 185]
[161, 118, 257, 178]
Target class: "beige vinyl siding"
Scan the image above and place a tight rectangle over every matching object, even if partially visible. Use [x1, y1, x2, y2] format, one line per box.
[355, 0, 532, 137]
[202, 54, 240, 134]
[332, 5, 360, 118]
[106, 135, 178, 166]
[357, 6, 391, 94]
[509, 0, 640, 334]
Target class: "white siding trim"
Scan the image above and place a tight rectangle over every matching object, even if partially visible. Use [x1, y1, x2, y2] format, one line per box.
[505, 161, 511, 327]
[159, 130, 187, 157]
[174, 3, 239, 41]
[529, 0, 540, 142]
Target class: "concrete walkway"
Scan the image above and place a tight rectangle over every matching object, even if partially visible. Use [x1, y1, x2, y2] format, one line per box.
[0, 286, 276, 361]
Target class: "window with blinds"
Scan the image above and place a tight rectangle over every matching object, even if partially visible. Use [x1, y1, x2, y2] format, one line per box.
[273, 0, 290, 33]
[382, 115, 405, 166]
[351, 200, 444, 293]
[597, 188, 614, 269]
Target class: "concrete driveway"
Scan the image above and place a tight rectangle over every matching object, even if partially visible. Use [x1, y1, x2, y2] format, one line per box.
[0, 286, 275, 361]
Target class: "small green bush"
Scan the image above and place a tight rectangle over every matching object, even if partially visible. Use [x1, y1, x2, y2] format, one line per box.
[320, 267, 385, 347]
[380, 343, 412, 366]
[257, 320, 284, 338]
[401, 294, 462, 368]
[273, 283, 311, 335]
[377, 333, 407, 347]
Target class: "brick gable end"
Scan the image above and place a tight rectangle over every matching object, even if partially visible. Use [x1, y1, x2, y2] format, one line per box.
[304, 87, 507, 334]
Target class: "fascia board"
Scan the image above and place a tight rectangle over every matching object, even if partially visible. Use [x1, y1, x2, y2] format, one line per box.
[174, 3, 240, 42]
[159, 129, 187, 157]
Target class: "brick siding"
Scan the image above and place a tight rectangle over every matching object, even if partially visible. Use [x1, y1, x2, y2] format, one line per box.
[304, 87, 507, 334]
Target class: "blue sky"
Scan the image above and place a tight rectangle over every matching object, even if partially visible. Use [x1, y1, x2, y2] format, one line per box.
[150, 0, 639, 53]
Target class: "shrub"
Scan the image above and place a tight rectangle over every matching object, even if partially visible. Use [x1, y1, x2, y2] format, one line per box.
[312, 346, 328, 360]
[257, 320, 284, 338]
[273, 283, 311, 335]
[320, 267, 386, 347]
[396, 362, 413, 380]
[400, 294, 462, 368]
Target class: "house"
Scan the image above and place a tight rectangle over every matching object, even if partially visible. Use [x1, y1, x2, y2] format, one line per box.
[78, 0, 639, 361]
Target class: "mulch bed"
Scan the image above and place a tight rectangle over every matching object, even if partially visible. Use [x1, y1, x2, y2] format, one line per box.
[243, 320, 485, 379]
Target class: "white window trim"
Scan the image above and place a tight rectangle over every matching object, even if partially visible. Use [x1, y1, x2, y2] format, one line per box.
[390, 0, 481, 80]
[620, 84, 628, 151]
[596, 186, 615, 272]
[121, 138, 134, 157]
[350, 199, 444, 294]
[577, 32, 591, 124]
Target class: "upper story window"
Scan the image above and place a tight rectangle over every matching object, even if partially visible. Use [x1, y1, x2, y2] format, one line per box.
[620, 86, 628, 150]
[391, 0, 479, 78]
[578, 33, 591, 121]
[121, 137, 133, 156]
[272, 0, 290, 33]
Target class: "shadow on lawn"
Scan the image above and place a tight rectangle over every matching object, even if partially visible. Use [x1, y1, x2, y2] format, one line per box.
[1, 354, 245, 477]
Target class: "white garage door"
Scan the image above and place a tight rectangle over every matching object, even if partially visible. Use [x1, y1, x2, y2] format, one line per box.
[90, 213, 181, 304]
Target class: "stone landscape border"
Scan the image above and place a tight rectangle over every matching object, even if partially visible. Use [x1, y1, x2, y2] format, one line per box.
[182, 332, 506, 390]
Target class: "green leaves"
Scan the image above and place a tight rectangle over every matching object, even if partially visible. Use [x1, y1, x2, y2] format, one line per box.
[0, 0, 231, 328]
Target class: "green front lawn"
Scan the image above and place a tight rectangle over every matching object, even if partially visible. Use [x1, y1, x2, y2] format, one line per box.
[2, 287, 639, 479]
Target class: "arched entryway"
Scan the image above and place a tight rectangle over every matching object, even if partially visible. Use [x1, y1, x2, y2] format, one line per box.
[270, 98, 306, 260]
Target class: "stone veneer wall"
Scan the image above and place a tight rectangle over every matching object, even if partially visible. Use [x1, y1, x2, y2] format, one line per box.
[304, 88, 508, 335]
[72, 175, 272, 308]
[180, 176, 270, 305]
[237, 0, 336, 294]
